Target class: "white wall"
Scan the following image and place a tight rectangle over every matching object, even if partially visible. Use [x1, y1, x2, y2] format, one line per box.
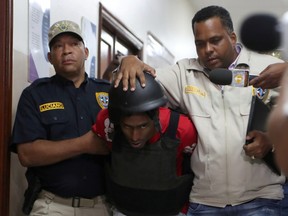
[14, 0, 197, 67]
[10, 0, 197, 215]
[100, 0, 197, 61]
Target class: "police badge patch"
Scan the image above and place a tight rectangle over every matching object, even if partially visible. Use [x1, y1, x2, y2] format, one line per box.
[253, 87, 268, 101]
[96, 92, 109, 109]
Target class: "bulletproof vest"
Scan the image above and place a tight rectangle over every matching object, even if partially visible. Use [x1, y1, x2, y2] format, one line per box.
[106, 111, 194, 216]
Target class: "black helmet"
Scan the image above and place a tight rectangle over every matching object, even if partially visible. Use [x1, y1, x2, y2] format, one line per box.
[108, 72, 167, 123]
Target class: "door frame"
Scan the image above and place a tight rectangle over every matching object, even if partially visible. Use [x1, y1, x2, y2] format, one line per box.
[0, 0, 13, 215]
[98, 3, 143, 78]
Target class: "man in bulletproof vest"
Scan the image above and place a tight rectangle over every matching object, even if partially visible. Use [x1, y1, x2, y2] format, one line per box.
[92, 73, 197, 216]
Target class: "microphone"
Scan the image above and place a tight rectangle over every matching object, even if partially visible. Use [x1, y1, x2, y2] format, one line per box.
[209, 68, 251, 87]
[240, 11, 288, 60]
[209, 68, 233, 85]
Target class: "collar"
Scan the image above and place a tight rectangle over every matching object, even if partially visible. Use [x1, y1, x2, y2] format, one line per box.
[228, 43, 242, 70]
[54, 73, 89, 89]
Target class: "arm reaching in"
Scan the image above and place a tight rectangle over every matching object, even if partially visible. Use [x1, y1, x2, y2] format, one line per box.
[17, 130, 109, 167]
[114, 55, 156, 91]
[249, 62, 288, 89]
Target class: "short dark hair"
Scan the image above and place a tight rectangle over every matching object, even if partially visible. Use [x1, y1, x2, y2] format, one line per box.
[192, 5, 234, 34]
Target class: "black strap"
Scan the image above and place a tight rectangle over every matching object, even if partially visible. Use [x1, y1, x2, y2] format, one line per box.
[166, 110, 180, 139]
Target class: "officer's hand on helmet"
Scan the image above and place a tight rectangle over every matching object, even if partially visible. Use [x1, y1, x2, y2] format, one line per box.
[113, 55, 156, 91]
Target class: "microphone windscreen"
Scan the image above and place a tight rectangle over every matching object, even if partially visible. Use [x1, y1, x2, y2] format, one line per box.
[209, 68, 232, 85]
[240, 14, 280, 52]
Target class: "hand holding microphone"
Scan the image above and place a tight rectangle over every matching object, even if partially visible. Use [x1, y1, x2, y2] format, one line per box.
[250, 63, 288, 89]
[239, 13, 288, 90]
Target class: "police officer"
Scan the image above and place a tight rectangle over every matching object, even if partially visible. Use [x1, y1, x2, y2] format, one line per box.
[92, 73, 197, 216]
[11, 20, 111, 216]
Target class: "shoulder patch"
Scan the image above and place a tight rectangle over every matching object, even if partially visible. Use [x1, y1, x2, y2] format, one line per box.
[253, 87, 268, 101]
[96, 92, 109, 109]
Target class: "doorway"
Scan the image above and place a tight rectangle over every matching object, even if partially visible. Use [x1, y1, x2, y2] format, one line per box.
[98, 3, 143, 81]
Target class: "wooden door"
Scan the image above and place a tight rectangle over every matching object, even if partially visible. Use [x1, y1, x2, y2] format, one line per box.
[0, 0, 13, 215]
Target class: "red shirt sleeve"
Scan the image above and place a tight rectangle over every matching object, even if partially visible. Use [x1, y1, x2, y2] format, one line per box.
[176, 113, 198, 154]
[91, 109, 112, 149]
[176, 112, 197, 176]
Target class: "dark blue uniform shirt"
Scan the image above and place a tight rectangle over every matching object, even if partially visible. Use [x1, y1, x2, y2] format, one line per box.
[11, 73, 110, 198]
